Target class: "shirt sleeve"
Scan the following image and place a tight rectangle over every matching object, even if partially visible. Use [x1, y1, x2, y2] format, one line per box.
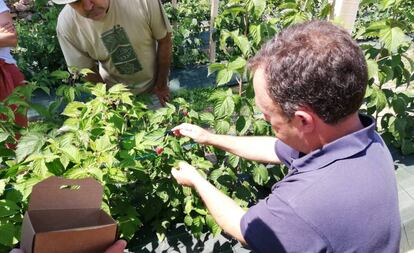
[240, 193, 329, 252]
[0, 0, 9, 14]
[275, 140, 298, 168]
[146, 0, 172, 40]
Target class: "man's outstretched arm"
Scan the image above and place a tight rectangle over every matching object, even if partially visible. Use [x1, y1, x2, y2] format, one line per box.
[172, 161, 247, 244]
[172, 123, 281, 164]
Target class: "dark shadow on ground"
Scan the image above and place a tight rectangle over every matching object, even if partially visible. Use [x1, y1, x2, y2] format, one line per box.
[127, 223, 250, 253]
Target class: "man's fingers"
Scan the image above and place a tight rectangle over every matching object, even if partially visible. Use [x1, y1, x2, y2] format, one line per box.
[104, 240, 127, 253]
[10, 249, 25, 253]
[171, 167, 179, 178]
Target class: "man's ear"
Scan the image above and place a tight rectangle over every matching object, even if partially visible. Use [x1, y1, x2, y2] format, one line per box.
[293, 109, 315, 133]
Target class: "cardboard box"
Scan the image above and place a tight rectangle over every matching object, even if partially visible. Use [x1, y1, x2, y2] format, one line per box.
[21, 176, 117, 253]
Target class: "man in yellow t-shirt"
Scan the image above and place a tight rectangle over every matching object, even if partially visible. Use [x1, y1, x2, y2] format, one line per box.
[53, 0, 173, 106]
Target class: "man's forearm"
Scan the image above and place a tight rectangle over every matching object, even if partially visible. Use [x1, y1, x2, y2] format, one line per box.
[155, 32, 172, 87]
[207, 135, 281, 164]
[193, 176, 246, 243]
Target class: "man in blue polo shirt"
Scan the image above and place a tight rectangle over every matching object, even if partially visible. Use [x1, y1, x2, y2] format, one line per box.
[171, 20, 400, 252]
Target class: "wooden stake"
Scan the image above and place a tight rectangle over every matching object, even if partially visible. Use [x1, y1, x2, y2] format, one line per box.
[209, 0, 219, 63]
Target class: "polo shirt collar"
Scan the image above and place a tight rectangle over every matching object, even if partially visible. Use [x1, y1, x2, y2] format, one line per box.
[291, 114, 376, 173]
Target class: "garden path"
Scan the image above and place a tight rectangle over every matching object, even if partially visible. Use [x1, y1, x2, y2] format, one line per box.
[395, 149, 414, 252]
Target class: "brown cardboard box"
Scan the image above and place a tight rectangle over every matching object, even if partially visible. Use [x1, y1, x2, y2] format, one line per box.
[21, 176, 117, 253]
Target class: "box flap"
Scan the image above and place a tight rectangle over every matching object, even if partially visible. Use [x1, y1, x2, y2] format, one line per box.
[29, 176, 103, 211]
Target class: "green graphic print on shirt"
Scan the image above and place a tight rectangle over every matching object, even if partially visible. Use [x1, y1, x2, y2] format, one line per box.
[101, 25, 142, 75]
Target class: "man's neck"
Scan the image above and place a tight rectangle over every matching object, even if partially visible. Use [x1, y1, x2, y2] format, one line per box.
[306, 113, 364, 153]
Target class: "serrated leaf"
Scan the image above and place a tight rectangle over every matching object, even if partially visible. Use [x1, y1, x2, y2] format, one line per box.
[0, 199, 19, 217]
[60, 145, 81, 163]
[61, 101, 86, 118]
[208, 63, 225, 76]
[216, 68, 233, 86]
[215, 120, 230, 134]
[253, 165, 269, 185]
[214, 95, 235, 119]
[228, 57, 247, 71]
[392, 96, 406, 114]
[50, 70, 70, 80]
[184, 215, 193, 226]
[185, 199, 193, 214]
[379, 26, 408, 54]
[199, 112, 215, 123]
[0, 223, 15, 246]
[16, 133, 45, 162]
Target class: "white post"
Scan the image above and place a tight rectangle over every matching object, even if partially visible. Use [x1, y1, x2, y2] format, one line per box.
[333, 0, 361, 34]
[209, 0, 219, 63]
[172, 0, 178, 28]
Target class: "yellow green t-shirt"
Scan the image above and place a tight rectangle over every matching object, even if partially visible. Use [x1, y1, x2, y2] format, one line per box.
[57, 0, 172, 94]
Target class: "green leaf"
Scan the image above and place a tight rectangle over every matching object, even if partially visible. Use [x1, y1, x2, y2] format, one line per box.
[184, 199, 193, 214]
[79, 68, 95, 76]
[94, 135, 113, 152]
[61, 101, 86, 118]
[16, 133, 45, 162]
[392, 96, 407, 114]
[379, 26, 408, 54]
[60, 145, 81, 163]
[236, 116, 251, 135]
[191, 216, 204, 237]
[253, 164, 269, 185]
[227, 153, 240, 168]
[215, 120, 230, 134]
[208, 63, 225, 76]
[0, 200, 20, 217]
[252, 0, 266, 16]
[379, 0, 396, 10]
[64, 166, 88, 179]
[184, 215, 193, 227]
[0, 131, 9, 143]
[366, 59, 379, 81]
[199, 112, 215, 123]
[401, 139, 414, 155]
[0, 180, 5, 196]
[216, 68, 233, 86]
[228, 57, 247, 71]
[0, 223, 15, 246]
[32, 159, 49, 177]
[214, 94, 235, 119]
[206, 214, 222, 237]
[50, 70, 70, 80]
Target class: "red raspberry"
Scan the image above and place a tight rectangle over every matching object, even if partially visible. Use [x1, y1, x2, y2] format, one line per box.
[155, 146, 164, 155]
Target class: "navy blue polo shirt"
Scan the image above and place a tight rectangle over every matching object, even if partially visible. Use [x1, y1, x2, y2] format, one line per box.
[240, 114, 400, 253]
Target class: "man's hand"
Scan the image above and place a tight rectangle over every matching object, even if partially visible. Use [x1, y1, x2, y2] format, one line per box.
[104, 239, 127, 253]
[171, 161, 204, 188]
[172, 123, 212, 145]
[152, 84, 170, 107]
[9, 239, 127, 253]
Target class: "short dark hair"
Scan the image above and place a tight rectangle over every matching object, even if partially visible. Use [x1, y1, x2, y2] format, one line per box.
[248, 20, 368, 124]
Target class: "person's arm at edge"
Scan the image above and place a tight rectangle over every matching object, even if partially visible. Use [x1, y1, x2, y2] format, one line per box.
[0, 11, 17, 47]
[173, 123, 281, 164]
[152, 32, 172, 106]
[172, 162, 247, 244]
